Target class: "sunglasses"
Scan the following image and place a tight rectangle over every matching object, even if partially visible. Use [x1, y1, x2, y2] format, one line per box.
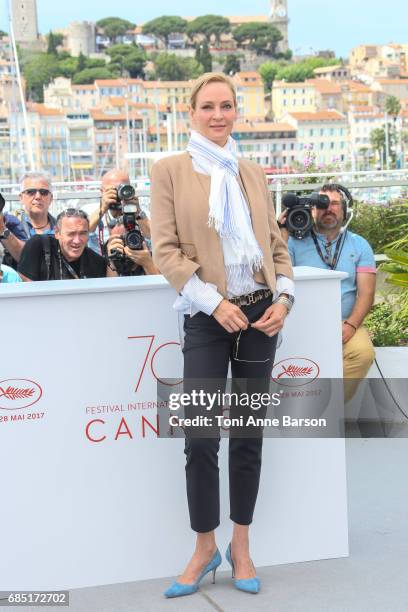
[22, 188, 51, 197]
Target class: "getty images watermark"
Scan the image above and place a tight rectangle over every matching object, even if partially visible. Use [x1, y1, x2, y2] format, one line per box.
[167, 389, 328, 430]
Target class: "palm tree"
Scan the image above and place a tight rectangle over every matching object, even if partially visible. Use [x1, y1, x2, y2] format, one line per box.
[370, 127, 385, 165]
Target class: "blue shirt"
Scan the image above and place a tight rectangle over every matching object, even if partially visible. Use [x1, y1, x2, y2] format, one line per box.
[288, 230, 376, 319]
[22, 213, 56, 238]
[1, 264, 22, 283]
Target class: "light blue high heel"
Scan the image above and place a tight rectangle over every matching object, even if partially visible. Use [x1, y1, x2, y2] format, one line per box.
[164, 548, 222, 598]
[225, 543, 260, 594]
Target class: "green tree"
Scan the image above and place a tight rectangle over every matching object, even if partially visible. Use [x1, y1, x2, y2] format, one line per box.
[107, 43, 146, 77]
[77, 52, 87, 72]
[46, 31, 63, 55]
[23, 53, 60, 101]
[85, 57, 107, 69]
[0, 30, 8, 38]
[142, 16, 187, 48]
[270, 57, 341, 83]
[369, 127, 386, 162]
[276, 63, 310, 82]
[195, 42, 212, 72]
[72, 67, 115, 84]
[57, 56, 78, 78]
[259, 61, 279, 91]
[154, 53, 202, 80]
[385, 95, 401, 117]
[233, 23, 283, 56]
[370, 124, 398, 167]
[223, 54, 240, 76]
[186, 15, 230, 46]
[96, 17, 135, 43]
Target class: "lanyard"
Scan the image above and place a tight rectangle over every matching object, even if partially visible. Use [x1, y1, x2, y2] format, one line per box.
[58, 247, 85, 279]
[311, 230, 344, 271]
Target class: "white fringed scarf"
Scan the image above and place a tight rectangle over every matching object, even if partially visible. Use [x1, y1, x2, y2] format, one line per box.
[187, 130, 263, 293]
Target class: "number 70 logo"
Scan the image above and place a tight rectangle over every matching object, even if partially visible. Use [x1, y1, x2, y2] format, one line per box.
[128, 335, 183, 392]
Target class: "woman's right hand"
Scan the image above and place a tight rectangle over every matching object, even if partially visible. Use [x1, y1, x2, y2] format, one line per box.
[212, 299, 249, 333]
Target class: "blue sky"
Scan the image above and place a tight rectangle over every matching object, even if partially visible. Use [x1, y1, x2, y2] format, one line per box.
[1, 0, 406, 57]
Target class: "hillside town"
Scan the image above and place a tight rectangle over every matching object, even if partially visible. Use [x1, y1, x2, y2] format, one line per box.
[0, 0, 407, 182]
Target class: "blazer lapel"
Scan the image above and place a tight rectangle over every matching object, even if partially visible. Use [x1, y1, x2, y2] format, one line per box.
[183, 152, 211, 211]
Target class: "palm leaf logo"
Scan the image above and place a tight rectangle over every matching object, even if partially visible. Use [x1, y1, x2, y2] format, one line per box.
[277, 365, 313, 379]
[0, 386, 35, 400]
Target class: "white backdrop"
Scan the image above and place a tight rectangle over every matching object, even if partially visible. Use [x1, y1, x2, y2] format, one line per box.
[0, 268, 348, 590]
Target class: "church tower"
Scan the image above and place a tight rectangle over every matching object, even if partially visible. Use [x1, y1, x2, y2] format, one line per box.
[269, 0, 289, 54]
[11, 0, 39, 47]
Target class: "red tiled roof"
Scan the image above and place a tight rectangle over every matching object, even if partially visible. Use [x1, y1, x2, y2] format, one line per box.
[234, 122, 296, 133]
[288, 111, 346, 121]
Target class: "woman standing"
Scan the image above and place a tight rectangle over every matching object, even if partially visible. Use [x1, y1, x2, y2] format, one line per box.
[150, 73, 294, 597]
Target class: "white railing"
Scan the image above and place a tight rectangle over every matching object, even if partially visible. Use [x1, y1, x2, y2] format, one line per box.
[1, 169, 407, 216]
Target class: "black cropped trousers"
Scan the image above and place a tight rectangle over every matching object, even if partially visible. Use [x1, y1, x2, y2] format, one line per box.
[182, 296, 278, 533]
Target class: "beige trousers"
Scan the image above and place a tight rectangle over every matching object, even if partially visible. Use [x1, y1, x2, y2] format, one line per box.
[343, 326, 375, 402]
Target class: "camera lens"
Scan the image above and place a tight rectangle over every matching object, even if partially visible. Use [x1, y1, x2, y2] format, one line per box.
[125, 229, 144, 250]
[288, 208, 309, 230]
[117, 184, 135, 201]
[286, 207, 313, 238]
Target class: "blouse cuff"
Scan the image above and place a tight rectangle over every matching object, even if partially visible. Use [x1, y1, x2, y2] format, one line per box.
[276, 275, 295, 299]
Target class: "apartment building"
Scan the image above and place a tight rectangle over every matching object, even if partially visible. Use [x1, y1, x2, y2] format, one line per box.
[233, 121, 297, 169]
[285, 110, 349, 165]
[272, 80, 317, 120]
[0, 110, 11, 183]
[233, 72, 266, 121]
[313, 65, 350, 81]
[371, 78, 408, 100]
[90, 108, 144, 177]
[66, 112, 95, 180]
[272, 78, 348, 120]
[142, 81, 192, 106]
[350, 43, 408, 78]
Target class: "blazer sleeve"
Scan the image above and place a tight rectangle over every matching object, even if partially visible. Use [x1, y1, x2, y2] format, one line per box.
[260, 167, 294, 280]
[150, 159, 200, 292]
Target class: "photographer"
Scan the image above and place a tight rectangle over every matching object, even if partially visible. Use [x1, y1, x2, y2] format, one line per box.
[18, 208, 115, 281]
[278, 183, 376, 401]
[0, 192, 28, 267]
[88, 169, 151, 254]
[105, 216, 159, 276]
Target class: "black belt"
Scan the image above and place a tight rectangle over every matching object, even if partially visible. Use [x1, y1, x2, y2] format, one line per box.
[229, 289, 272, 307]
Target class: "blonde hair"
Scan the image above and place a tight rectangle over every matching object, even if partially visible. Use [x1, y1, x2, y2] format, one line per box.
[189, 72, 237, 110]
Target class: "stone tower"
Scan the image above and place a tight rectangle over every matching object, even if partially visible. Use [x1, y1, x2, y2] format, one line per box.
[269, 0, 289, 54]
[11, 0, 39, 47]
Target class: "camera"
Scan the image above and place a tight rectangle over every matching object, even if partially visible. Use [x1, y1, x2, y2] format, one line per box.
[122, 205, 144, 251]
[108, 202, 144, 276]
[109, 183, 136, 211]
[282, 192, 330, 239]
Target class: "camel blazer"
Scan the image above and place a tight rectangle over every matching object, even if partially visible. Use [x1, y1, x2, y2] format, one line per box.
[150, 152, 293, 297]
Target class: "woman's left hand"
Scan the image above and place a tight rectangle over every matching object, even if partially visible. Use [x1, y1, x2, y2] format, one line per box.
[251, 303, 288, 337]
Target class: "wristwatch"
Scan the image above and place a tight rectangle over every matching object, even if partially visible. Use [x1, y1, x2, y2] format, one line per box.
[0, 228, 11, 240]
